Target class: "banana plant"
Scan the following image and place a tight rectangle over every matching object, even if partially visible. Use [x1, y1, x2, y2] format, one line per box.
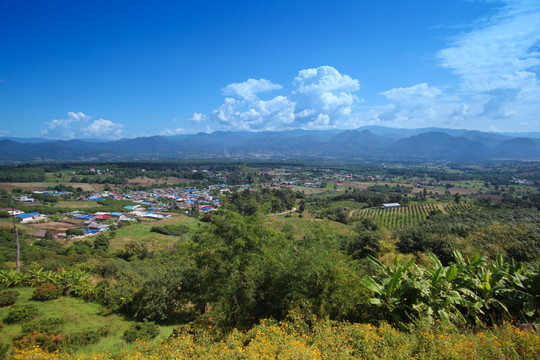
[360, 255, 418, 324]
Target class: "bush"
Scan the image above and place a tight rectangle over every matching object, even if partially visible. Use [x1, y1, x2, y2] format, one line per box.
[32, 283, 62, 301]
[150, 224, 190, 236]
[66, 228, 84, 236]
[67, 327, 109, 348]
[122, 320, 160, 343]
[5, 304, 39, 323]
[21, 317, 66, 335]
[14, 331, 66, 352]
[0, 290, 20, 307]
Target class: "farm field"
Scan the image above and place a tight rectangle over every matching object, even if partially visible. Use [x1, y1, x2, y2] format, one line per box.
[111, 215, 199, 250]
[354, 202, 477, 228]
[56, 200, 103, 209]
[0, 182, 105, 193]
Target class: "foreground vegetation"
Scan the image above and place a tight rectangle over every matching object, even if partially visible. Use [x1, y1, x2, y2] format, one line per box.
[0, 161, 538, 358]
[8, 317, 540, 360]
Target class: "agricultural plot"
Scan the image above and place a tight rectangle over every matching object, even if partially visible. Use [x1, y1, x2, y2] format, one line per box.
[353, 202, 477, 228]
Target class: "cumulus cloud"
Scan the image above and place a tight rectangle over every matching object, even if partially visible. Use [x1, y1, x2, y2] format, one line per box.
[375, 83, 448, 126]
[222, 78, 282, 101]
[190, 113, 206, 123]
[41, 112, 124, 139]
[292, 66, 360, 125]
[84, 119, 123, 139]
[212, 95, 295, 130]
[204, 66, 361, 131]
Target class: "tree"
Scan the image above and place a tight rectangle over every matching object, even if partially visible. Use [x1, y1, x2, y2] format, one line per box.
[93, 235, 110, 252]
[44, 230, 54, 241]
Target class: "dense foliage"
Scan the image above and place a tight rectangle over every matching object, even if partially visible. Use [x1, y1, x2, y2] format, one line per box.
[361, 252, 539, 327]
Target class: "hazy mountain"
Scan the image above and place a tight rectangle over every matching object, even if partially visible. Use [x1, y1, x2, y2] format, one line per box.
[1, 127, 539, 163]
[391, 132, 491, 160]
[491, 138, 540, 160]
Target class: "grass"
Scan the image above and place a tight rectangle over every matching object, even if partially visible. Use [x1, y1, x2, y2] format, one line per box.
[267, 212, 355, 240]
[56, 201, 101, 209]
[0, 182, 104, 193]
[0, 288, 168, 357]
[111, 215, 200, 250]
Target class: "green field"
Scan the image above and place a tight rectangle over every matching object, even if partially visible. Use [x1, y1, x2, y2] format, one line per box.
[111, 215, 200, 250]
[0, 288, 176, 356]
[56, 200, 103, 209]
[354, 202, 477, 228]
[267, 212, 355, 239]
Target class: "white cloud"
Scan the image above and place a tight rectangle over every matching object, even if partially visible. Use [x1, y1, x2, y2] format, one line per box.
[84, 119, 123, 139]
[438, 0, 540, 93]
[212, 95, 296, 130]
[369, 1, 540, 130]
[381, 83, 443, 103]
[42, 112, 124, 139]
[46, 111, 90, 130]
[67, 111, 90, 121]
[206, 66, 361, 131]
[159, 128, 186, 136]
[222, 78, 282, 101]
[307, 113, 332, 129]
[436, 0, 540, 125]
[0, 130, 8, 137]
[190, 113, 206, 123]
[195, 1, 540, 133]
[292, 66, 360, 126]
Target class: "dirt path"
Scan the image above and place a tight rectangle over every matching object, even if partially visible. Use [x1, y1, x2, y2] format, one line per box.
[270, 207, 297, 216]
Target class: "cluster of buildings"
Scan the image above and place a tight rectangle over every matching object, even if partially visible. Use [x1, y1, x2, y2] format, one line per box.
[84, 187, 220, 213]
[4, 186, 223, 240]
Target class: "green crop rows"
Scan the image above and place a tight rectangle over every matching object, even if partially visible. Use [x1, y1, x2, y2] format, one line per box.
[354, 203, 477, 228]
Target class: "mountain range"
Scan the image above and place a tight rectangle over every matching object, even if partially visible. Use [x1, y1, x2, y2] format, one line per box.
[1, 127, 539, 163]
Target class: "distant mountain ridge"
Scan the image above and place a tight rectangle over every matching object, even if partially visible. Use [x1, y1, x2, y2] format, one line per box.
[1, 127, 539, 163]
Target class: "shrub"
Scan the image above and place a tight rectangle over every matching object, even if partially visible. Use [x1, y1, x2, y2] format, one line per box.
[67, 327, 109, 348]
[14, 331, 66, 352]
[0, 342, 8, 359]
[21, 317, 66, 335]
[5, 304, 39, 323]
[150, 224, 190, 236]
[122, 320, 160, 343]
[0, 290, 20, 307]
[66, 228, 84, 236]
[32, 283, 62, 301]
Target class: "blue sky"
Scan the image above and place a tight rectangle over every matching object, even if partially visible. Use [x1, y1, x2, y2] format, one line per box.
[1, 0, 539, 139]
